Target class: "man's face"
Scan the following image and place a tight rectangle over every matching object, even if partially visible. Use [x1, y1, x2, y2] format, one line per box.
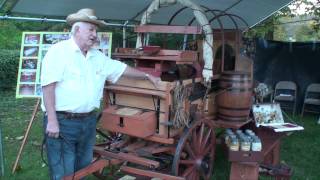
[76, 22, 97, 49]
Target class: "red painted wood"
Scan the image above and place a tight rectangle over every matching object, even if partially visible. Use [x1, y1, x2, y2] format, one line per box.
[135, 25, 202, 34]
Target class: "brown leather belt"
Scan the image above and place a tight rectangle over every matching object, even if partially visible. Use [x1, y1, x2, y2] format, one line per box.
[56, 111, 94, 119]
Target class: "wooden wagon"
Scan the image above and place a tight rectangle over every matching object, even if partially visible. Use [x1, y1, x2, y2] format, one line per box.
[63, 23, 290, 180]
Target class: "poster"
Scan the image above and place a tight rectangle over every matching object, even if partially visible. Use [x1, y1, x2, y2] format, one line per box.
[16, 32, 112, 98]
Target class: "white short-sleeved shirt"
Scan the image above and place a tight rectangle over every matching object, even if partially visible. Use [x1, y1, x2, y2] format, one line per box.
[41, 38, 127, 113]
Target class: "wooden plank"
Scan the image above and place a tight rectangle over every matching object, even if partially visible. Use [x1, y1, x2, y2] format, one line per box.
[212, 29, 241, 41]
[134, 25, 202, 34]
[94, 146, 160, 168]
[113, 49, 198, 62]
[121, 166, 186, 180]
[159, 113, 169, 137]
[137, 55, 196, 62]
[110, 93, 167, 112]
[63, 159, 109, 180]
[144, 135, 175, 144]
[138, 145, 175, 155]
[123, 141, 147, 152]
[105, 85, 167, 98]
[114, 77, 169, 91]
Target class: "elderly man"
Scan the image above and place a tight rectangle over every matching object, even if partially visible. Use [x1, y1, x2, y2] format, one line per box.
[41, 8, 159, 180]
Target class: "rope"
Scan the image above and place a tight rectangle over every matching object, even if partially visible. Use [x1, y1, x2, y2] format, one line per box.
[172, 82, 191, 128]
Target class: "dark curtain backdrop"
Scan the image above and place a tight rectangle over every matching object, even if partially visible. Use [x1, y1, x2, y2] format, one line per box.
[253, 38, 320, 110]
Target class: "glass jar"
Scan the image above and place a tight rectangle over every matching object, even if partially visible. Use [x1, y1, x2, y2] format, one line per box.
[245, 129, 253, 134]
[236, 129, 243, 135]
[226, 134, 237, 147]
[224, 130, 235, 146]
[240, 137, 251, 151]
[251, 136, 262, 151]
[229, 137, 239, 151]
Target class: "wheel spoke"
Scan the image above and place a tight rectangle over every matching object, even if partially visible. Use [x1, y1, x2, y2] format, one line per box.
[185, 142, 196, 159]
[192, 129, 198, 154]
[203, 144, 213, 156]
[182, 165, 196, 177]
[189, 171, 199, 180]
[200, 128, 212, 151]
[198, 122, 205, 148]
[180, 159, 195, 165]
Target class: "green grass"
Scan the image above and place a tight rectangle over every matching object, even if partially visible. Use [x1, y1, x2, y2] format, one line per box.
[0, 90, 319, 179]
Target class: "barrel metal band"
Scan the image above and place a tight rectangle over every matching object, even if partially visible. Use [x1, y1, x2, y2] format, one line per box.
[218, 106, 251, 111]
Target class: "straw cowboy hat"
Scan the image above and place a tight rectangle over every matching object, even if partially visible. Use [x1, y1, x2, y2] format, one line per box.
[66, 8, 106, 27]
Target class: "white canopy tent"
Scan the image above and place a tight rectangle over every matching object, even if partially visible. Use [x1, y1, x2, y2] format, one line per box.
[0, 0, 293, 29]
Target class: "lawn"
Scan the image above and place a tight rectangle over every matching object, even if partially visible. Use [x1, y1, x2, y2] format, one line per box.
[0, 90, 319, 180]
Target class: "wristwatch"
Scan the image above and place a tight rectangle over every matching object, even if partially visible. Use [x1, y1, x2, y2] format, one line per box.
[145, 73, 149, 80]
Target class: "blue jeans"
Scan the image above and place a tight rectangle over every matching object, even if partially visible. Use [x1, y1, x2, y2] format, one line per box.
[43, 113, 97, 180]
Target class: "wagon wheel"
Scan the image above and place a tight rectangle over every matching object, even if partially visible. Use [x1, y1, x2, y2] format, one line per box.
[172, 118, 216, 180]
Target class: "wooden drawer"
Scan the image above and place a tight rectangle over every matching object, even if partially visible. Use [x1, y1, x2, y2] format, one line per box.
[228, 150, 263, 162]
[100, 106, 157, 138]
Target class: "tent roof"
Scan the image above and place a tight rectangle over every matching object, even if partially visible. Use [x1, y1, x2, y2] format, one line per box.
[1, 0, 293, 29]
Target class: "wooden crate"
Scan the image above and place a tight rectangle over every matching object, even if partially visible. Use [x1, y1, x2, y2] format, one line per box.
[103, 77, 204, 139]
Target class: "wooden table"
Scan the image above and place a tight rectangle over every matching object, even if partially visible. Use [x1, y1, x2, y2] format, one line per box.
[228, 125, 283, 180]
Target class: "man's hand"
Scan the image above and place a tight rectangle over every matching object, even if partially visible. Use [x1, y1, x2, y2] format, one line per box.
[46, 116, 60, 138]
[202, 68, 213, 87]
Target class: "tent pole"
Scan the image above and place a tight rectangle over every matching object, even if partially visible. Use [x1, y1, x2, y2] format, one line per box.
[0, 15, 135, 28]
[123, 21, 129, 48]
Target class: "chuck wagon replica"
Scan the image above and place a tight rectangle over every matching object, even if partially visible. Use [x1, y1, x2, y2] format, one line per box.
[63, 1, 287, 180]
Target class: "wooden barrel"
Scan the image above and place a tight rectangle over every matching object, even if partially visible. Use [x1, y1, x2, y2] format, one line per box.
[217, 71, 252, 121]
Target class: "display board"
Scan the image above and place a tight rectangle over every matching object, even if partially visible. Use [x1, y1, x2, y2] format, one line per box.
[252, 103, 303, 132]
[16, 32, 112, 98]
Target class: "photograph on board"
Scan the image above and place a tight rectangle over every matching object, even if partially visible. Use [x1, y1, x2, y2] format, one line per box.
[24, 34, 40, 45]
[20, 71, 36, 83]
[23, 46, 39, 57]
[18, 84, 35, 96]
[22, 58, 37, 69]
[43, 33, 70, 44]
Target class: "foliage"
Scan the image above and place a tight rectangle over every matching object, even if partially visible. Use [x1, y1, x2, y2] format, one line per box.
[0, 49, 20, 90]
[245, 5, 293, 39]
[0, 21, 22, 50]
[246, 0, 320, 41]
[0, 20, 68, 50]
[295, 22, 317, 41]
